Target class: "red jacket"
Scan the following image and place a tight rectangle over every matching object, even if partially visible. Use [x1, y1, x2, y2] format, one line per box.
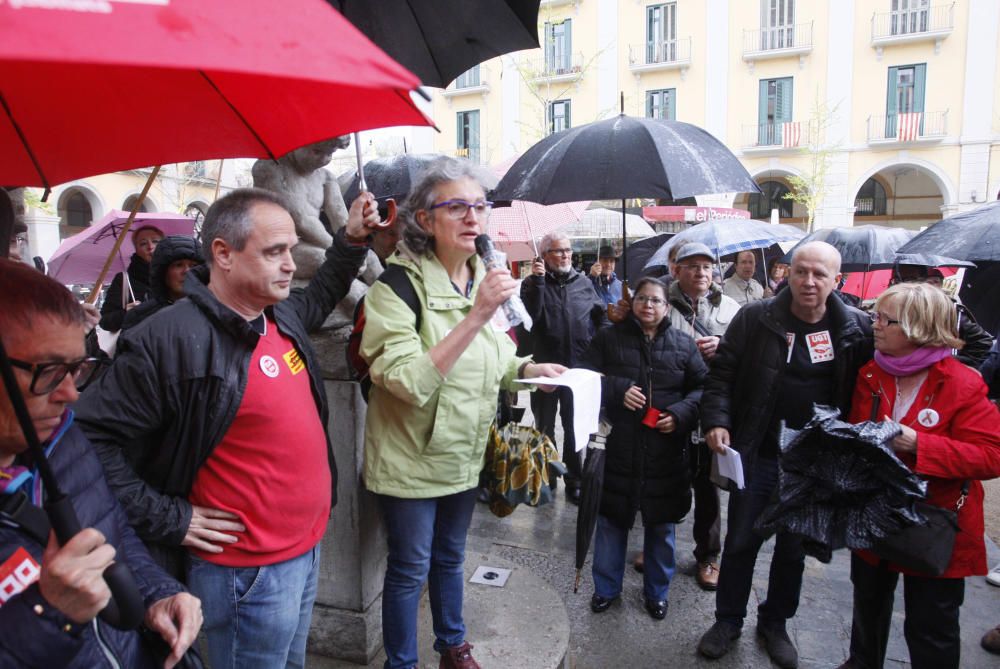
[849, 356, 1000, 578]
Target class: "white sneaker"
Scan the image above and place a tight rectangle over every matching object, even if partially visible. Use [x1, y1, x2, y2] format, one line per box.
[987, 564, 1000, 587]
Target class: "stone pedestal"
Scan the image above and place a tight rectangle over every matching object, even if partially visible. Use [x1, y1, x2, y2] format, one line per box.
[23, 210, 62, 266]
[308, 325, 388, 665]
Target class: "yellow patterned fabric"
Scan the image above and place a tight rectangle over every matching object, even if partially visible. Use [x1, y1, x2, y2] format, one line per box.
[484, 423, 567, 518]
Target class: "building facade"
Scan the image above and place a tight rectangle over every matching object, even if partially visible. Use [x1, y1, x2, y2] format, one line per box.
[431, 0, 1000, 231]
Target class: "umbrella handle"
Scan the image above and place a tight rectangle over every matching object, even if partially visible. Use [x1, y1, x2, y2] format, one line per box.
[353, 132, 367, 193]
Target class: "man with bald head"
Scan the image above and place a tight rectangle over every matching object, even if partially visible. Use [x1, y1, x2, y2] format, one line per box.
[697, 241, 873, 668]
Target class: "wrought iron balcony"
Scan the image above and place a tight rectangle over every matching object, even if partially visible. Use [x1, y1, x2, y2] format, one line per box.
[628, 38, 692, 74]
[866, 110, 948, 144]
[742, 22, 813, 64]
[871, 3, 954, 54]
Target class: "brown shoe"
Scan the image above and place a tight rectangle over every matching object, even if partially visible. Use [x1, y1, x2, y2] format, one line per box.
[696, 562, 719, 591]
[983, 625, 1000, 654]
[439, 641, 481, 669]
[633, 551, 645, 573]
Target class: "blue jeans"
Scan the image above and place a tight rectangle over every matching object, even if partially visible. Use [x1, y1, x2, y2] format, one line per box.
[378, 488, 478, 669]
[592, 514, 676, 602]
[187, 544, 321, 669]
[715, 457, 805, 628]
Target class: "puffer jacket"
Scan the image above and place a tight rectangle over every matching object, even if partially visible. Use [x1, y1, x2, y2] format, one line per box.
[581, 315, 707, 529]
[700, 287, 873, 484]
[850, 357, 1000, 578]
[99, 254, 151, 332]
[361, 245, 529, 498]
[121, 236, 203, 333]
[76, 229, 368, 578]
[520, 268, 606, 366]
[666, 281, 740, 338]
[0, 417, 183, 668]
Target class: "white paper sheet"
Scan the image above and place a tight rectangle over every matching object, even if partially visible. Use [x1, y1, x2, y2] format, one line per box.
[711, 445, 745, 490]
[520, 368, 601, 452]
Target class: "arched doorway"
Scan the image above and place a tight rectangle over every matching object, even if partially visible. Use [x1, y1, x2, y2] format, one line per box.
[851, 163, 946, 230]
[122, 194, 152, 213]
[56, 187, 100, 240]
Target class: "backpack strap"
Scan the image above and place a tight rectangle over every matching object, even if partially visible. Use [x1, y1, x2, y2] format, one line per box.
[377, 264, 422, 331]
[0, 491, 51, 546]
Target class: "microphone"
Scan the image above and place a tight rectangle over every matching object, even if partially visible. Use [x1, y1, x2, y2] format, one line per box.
[474, 234, 533, 332]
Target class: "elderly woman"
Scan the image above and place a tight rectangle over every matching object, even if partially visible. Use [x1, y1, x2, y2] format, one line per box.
[99, 223, 163, 332]
[360, 157, 564, 669]
[581, 277, 707, 620]
[840, 282, 1000, 669]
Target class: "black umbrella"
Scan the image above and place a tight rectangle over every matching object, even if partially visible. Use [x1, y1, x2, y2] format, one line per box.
[896, 199, 1000, 262]
[960, 261, 1000, 336]
[342, 153, 443, 208]
[574, 438, 607, 593]
[780, 225, 915, 272]
[327, 0, 540, 88]
[622, 233, 674, 286]
[493, 113, 760, 282]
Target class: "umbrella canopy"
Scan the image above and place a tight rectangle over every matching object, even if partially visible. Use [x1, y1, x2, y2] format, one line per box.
[493, 116, 760, 205]
[780, 225, 915, 272]
[0, 0, 429, 189]
[622, 233, 674, 285]
[328, 0, 540, 88]
[568, 208, 655, 239]
[341, 153, 445, 205]
[48, 210, 196, 285]
[896, 200, 1000, 262]
[487, 200, 590, 258]
[645, 219, 805, 267]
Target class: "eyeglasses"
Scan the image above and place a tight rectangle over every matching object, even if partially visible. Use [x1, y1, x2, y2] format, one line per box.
[678, 263, 714, 273]
[428, 199, 493, 220]
[7, 356, 103, 395]
[870, 312, 900, 327]
[634, 295, 666, 306]
[545, 248, 573, 256]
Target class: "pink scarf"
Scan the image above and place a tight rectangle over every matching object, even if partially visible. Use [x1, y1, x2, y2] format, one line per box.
[875, 346, 951, 377]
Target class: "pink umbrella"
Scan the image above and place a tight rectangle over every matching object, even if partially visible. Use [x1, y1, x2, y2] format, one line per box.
[48, 210, 197, 284]
[487, 200, 590, 261]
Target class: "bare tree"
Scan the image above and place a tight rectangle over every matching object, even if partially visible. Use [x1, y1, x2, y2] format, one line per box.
[783, 91, 841, 232]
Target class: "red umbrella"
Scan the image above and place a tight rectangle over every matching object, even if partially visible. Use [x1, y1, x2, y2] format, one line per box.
[0, 0, 429, 190]
[487, 200, 590, 261]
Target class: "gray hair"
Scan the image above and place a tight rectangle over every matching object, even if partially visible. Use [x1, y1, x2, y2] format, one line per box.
[200, 188, 292, 264]
[539, 232, 570, 255]
[399, 157, 494, 257]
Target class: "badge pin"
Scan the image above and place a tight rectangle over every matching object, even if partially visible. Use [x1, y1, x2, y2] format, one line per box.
[917, 408, 940, 428]
[259, 355, 280, 378]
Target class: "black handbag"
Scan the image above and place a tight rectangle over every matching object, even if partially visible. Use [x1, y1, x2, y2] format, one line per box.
[867, 392, 967, 576]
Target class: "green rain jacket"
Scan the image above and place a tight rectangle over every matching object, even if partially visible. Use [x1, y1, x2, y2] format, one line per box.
[361, 246, 530, 498]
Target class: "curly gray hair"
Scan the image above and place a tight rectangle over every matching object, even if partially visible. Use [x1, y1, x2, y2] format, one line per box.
[399, 157, 494, 257]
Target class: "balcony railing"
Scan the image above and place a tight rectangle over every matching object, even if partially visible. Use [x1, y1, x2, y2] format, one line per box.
[866, 110, 948, 143]
[871, 3, 954, 42]
[525, 52, 584, 83]
[741, 121, 811, 150]
[628, 38, 692, 72]
[743, 22, 813, 61]
[441, 65, 490, 97]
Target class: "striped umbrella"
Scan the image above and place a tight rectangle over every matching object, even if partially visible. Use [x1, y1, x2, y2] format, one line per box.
[487, 200, 590, 261]
[645, 219, 806, 267]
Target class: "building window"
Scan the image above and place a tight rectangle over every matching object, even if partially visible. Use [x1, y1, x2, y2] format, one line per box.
[456, 110, 480, 163]
[122, 195, 151, 213]
[184, 161, 206, 179]
[646, 3, 677, 63]
[760, 0, 795, 50]
[748, 180, 793, 219]
[646, 89, 676, 120]
[65, 191, 92, 229]
[548, 99, 571, 134]
[854, 178, 888, 216]
[757, 77, 793, 145]
[891, 0, 929, 35]
[544, 19, 572, 74]
[455, 66, 481, 89]
[886, 63, 926, 137]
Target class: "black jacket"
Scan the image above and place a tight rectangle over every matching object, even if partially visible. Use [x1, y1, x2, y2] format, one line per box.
[956, 302, 994, 368]
[121, 236, 203, 333]
[582, 316, 707, 530]
[76, 229, 368, 577]
[520, 268, 606, 366]
[99, 254, 151, 332]
[0, 420, 183, 668]
[700, 288, 873, 483]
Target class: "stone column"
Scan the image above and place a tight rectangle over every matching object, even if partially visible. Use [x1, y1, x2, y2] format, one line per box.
[308, 325, 388, 664]
[23, 209, 62, 265]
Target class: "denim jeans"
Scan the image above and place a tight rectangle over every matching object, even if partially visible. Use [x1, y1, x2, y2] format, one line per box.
[377, 488, 478, 669]
[715, 457, 805, 628]
[187, 543, 321, 669]
[592, 514, 676, 602]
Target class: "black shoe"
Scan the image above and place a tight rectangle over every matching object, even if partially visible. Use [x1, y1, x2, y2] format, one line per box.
[565, 486, 581, 505]
[756, 623, 798, 669]
[697, 621, 741, 659]
[642, 596, 667, 620]
[590, 593, 619, 613]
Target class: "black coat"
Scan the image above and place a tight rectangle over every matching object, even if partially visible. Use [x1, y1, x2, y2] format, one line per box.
[76, 229, 368, 578]
[582, 316, 707, 530]
[956, 302, 994, 368]
[520, 268, 606, 366]
[121, 236, 204, 333]
[700, 288, 874, 484]
[99, 254, 151, 332]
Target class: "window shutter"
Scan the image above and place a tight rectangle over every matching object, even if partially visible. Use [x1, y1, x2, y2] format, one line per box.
[470, 111, 480, 162]
[758, 79, 769, 143]
[565, 19, 572, 69]
[777, 78, 793, 122]
[886, 67, 899, 138]
[544, 22, 554, 68]
[456, 112, 464, 148]
[668, 90, 676, 120]
[913, 63, 926, 113]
